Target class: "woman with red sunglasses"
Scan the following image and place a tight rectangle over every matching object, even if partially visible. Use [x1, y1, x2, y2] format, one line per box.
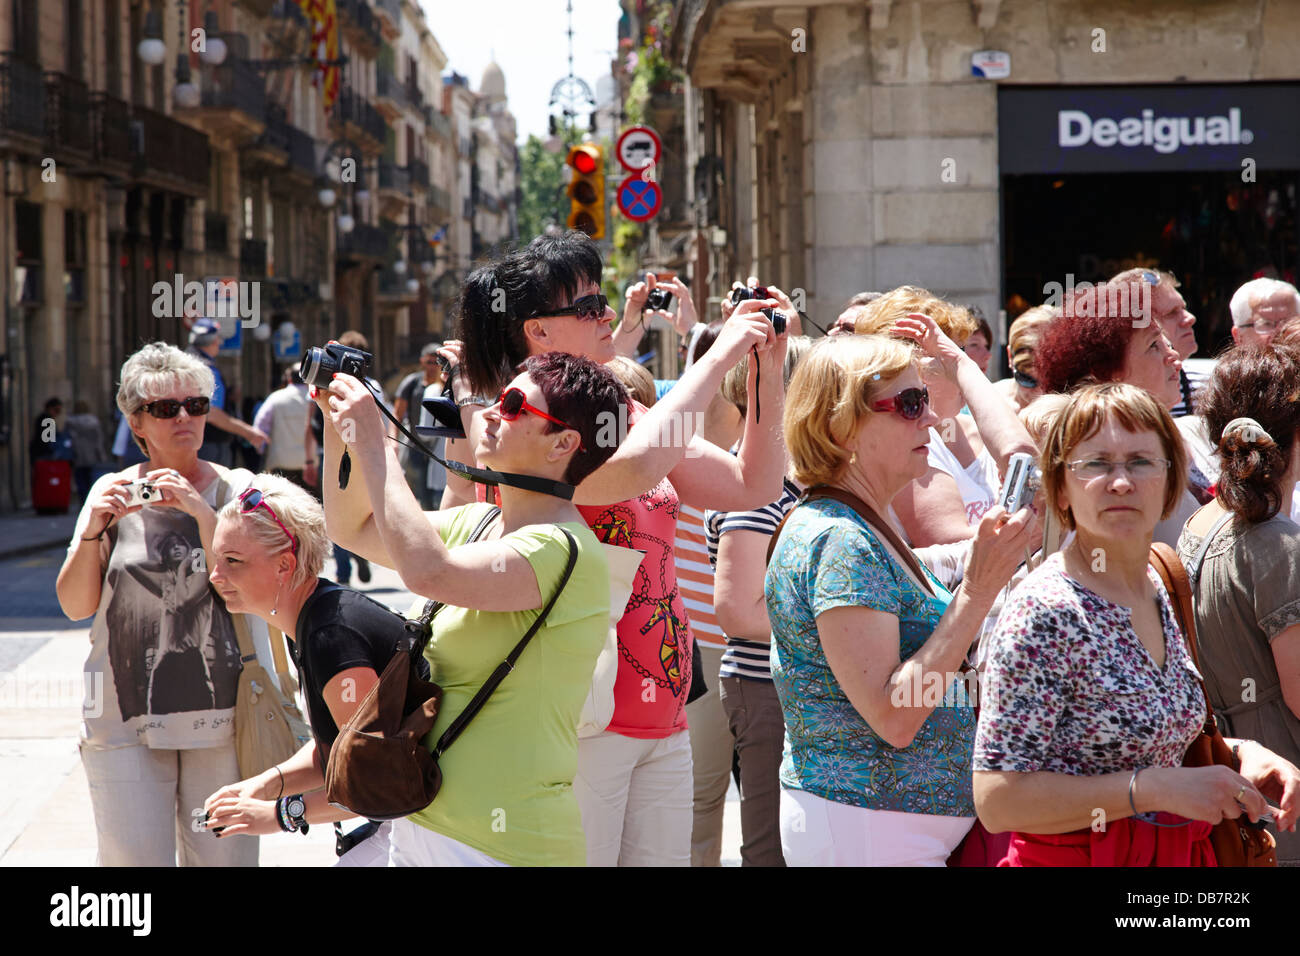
[56, 342, 264, 867]
[315, 352, 630, 866]
[423, 231, 787, 866]
[767, 334, 1034, 865]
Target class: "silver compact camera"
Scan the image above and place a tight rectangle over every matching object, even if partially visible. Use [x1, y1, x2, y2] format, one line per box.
[998, 452, 1040, 515]
[124, 479, 163, 508]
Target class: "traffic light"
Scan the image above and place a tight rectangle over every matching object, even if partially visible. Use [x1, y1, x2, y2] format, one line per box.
[566, 143, 605, 239]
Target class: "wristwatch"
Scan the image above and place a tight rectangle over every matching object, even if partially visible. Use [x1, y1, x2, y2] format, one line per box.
[282, 794, 310, 835]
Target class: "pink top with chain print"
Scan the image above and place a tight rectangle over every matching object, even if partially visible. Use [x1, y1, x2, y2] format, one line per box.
[576, 400, 693, 739]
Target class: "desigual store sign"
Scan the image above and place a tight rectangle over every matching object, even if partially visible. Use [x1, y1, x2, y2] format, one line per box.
[998, 84, 1300, 174]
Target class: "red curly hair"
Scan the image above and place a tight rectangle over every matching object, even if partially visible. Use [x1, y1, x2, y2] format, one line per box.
[1035, 277, 1153, 394]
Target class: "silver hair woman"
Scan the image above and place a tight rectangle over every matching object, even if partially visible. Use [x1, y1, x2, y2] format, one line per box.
[56, 341, 261, 866]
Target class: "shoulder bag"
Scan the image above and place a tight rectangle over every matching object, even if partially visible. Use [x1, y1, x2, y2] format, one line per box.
[326, 509, 580, 820]
[1149, 538, 1277, 867]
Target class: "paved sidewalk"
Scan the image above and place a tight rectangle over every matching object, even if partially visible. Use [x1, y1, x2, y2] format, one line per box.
[0, 510, 79, 562]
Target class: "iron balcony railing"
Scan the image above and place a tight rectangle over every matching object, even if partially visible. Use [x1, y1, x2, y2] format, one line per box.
[200, 54, 266, 119]
[45, 71, 91, 155]
[376, 66, 408, 109]
[407, 157, 429, 189]
[90, 92, 132, 167]
[425, 106, 452, 140]
[427, 184, 450, 214]
[378, 160, 409, 192]
[0, 53, 46, 141]
[240, 237, 267, 277]
[337, 222, 388, 259]
[132, 105, 211, 191]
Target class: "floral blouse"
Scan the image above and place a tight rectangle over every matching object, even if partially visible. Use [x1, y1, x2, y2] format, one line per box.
[974, 553, 1205, 776]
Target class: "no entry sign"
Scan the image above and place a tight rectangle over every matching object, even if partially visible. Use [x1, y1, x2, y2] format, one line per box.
[616, 175, 662, 222]
[616, 126, 661, 171]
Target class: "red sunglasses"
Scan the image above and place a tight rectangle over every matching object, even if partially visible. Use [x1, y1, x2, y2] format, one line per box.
[495, 387, 585, 451]
[238, 487, 298, 556]
[870, 386, 930, 421]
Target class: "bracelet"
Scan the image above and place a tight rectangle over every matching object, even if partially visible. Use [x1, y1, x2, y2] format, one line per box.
[1232, 740, 1254, 765]
[81, 531, 105, 541]
[1128, 768, 1143, 817]
[273, 765, 284, 800]
[275, 797, 293, 833]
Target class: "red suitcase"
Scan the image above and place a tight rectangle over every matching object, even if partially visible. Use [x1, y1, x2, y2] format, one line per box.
[33, 459, 73, 514]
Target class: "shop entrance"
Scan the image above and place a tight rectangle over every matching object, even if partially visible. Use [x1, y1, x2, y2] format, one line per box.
[1001, 169, 1299, 361]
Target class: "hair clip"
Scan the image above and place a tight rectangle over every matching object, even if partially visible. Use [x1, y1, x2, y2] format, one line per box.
[872, 373, 881, 381]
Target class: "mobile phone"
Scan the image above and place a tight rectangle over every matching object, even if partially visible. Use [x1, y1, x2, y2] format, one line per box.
[998, 453, 1039, 514]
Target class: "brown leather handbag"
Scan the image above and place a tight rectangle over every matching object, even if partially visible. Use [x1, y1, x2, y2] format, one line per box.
[325, 512, 578, 820]
[1148, 542, 1277, 867]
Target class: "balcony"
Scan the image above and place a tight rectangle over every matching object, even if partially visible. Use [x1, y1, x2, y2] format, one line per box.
[424, 106, 452, 142]
[378, 268, 420, 305]
[377, 160, 410, 217]
[406, 83, 424, 111]
[333, 86, 387, 150]
[427, 184, 450, 217]
[90, 92, 132, 172]
[240, 237, 267, 278]
[205, 212, 230, 256]
[0, 54, 46, 153]
[375, 65, 407, 121]
[407, 158, 429, 190]
[249, 101, 290, 165]
[132, 106, 211, 196]
[186, 53, 267, 147]
[374, 0, 403, 40]
[338, 0, 382, 54]
[337, 222, 388, 262]
[45, 72, 91, 160]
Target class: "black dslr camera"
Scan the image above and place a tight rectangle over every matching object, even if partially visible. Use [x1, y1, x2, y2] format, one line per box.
[762, 307, 788, 336]
[300, 343, 372, 388]
[645, 288, 674, 311]
[730, 285, 770, 304]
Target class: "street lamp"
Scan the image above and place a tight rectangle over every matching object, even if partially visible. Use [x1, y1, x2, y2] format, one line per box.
[337, 211, 355, 233]
[393, 258, 407, 275]
[405, 278, 420, 294]
[138, 7, 166, 65]
[200, 10, 227, 66]
[317, 186, 337, 208]
[174, 55, 200, 108]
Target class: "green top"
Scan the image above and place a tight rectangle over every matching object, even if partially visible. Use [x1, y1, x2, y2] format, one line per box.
[407, 503, 609, 866]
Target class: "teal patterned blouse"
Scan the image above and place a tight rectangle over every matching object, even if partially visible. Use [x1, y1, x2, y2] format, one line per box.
[765, 498, 976, 816]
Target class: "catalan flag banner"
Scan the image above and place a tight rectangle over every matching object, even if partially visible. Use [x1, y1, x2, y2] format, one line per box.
[294, 0, 340, 112]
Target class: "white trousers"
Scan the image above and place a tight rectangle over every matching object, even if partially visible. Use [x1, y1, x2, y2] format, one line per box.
[779, 788, 974, 867]
[386, 818, 509, 867]
[574, 728, 693, 867]
[80, 742, 258, 867]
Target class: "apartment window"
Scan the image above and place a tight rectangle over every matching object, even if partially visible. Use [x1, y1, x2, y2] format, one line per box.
[13, 0, 39, 64]
[66, 0, 84, 79]
[64, 210, 87, 304]
[15, 202, 43, 306]
[105, 0, 121, 97]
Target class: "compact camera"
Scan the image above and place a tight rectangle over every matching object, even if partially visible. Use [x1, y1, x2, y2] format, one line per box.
[998, 452, 1041, 515]
[730, 285, 771, 304]
[761, 307, 788, 336]
[645, 288, 674, 311]
[299, 343, 372, 388]
[124, 480, 162, 508]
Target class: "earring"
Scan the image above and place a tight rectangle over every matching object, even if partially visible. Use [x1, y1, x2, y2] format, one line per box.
[270, 581, 282, 617]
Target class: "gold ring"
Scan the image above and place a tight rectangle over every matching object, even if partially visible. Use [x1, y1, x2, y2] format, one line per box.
[1236, 785, 1246, 802]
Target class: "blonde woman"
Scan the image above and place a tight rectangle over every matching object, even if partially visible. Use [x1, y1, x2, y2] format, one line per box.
[56, 342, 258, 866]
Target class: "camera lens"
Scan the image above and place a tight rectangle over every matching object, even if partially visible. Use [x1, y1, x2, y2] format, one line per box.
[761, 307, 788, 335]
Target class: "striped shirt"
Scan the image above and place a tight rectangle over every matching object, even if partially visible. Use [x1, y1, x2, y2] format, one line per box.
[674, 502, 726, 648]
[1170, 362, 1213, 418]
[705, 479, 802, 681]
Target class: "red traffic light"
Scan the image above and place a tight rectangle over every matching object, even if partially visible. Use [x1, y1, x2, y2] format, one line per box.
[569, 145, 600, 175]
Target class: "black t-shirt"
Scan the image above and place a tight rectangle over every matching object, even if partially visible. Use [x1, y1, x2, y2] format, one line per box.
[289, 579, 411, 754]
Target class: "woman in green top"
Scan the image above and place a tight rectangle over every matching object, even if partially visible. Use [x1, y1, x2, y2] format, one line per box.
[317, 351, 623, 866]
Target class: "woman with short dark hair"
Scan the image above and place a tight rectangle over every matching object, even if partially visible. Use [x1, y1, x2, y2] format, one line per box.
[1177, 345, 1300, 864]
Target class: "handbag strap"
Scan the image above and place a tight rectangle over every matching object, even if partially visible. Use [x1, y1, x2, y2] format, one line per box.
[1148, 541, 1218, 738]
[433, 526, 579, 759]
[766, 485, 935, 597]
[407, 505, 501, 656]
[1186, 510, 1235, 592]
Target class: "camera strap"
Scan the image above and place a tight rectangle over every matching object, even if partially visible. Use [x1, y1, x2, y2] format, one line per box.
[356, 381, 577, 501]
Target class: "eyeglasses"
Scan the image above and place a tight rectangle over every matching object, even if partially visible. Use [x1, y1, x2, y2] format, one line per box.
[238, 488, 298, 555]
[531, 293, 608, 322]
[1245, 321, 1280, 334]
[495, 387, 585, 450]
[137, 396, 211, 419]
[1066, 458, 1171, 481]
[870, 386, 930, 421]
[1013, 369, 1039, 390]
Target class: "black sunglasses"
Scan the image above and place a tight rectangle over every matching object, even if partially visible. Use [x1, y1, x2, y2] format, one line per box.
[138, 396, 211, 419]
[1012, 369, 1038, 390]
[532, 294, 608, 322]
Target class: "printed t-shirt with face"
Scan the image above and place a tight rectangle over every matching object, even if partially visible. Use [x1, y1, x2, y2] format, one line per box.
[72, 466, 255, 750]
[575, 399, 694, 739]
[407, 503, 610, 867]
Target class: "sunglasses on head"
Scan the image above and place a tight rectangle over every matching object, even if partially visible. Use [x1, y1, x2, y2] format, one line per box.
[871, 386, 930, 421]
[1013, 369, 1039, 390]
[238, 487, 298, 556]
[496, 387, 585, 451]
[532, 293, 608, 322]
[138, 396, 211, 419]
